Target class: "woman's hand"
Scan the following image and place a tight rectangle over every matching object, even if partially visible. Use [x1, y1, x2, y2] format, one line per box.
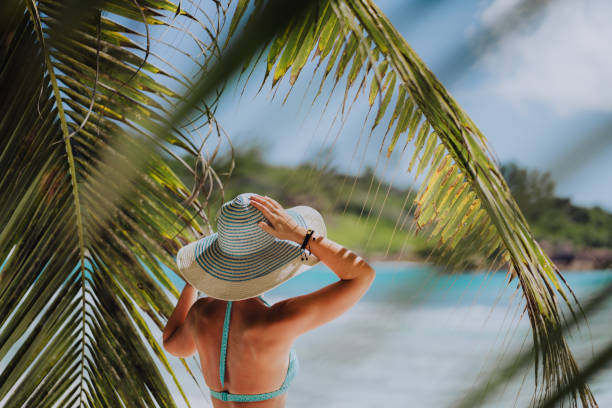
[250, 194, 306, 243]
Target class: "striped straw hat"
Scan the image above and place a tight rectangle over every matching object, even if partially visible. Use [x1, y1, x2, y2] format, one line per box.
[176, 192, 327, 300]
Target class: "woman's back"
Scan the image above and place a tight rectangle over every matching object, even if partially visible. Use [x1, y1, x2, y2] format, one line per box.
[191, 296, 297, 408]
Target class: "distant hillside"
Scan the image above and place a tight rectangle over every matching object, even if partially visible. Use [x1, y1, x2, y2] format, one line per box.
[168, 147, 612, 269]
[501, 163, 612, 269]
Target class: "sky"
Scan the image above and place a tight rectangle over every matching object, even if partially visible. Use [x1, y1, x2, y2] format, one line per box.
[153, 0, 612, 211]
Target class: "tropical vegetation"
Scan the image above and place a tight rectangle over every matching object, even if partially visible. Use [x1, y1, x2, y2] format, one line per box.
[0, 0, 604, 407]
[173, 145, 612, 268]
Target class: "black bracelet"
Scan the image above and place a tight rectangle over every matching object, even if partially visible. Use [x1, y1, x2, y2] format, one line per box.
[300, 228, 314, 250]
[300, 228, 314, 261]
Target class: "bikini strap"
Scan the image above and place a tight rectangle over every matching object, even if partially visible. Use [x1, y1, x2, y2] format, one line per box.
[258, 295, 271, 307]
[219, 301, 232, 387]
[220, 297, 269, 388]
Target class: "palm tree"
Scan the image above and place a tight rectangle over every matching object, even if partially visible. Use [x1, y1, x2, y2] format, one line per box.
[0, 0, 599, 407]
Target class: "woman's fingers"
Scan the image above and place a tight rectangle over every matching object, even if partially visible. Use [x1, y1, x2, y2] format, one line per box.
[250, 195, 269, 209]
[252, 195, 278, 215]
[267, 197, 283, 210]
[251, 195, 287, 226]
[258, 195, 281, 210]
[250, 195, 269, 206]
[252, 200, 279, 235]
[250, 195, 298, 241]
[258, 220, 274, 233]
[250, 196, 275, 220]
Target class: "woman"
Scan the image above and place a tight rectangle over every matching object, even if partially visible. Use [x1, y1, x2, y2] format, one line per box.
[162, 193, 376, 407]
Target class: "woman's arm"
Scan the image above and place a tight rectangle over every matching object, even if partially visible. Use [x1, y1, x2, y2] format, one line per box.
[277, 228, 375, 336]
[250, 195, 375, 337]
[162, 282, 198, 357]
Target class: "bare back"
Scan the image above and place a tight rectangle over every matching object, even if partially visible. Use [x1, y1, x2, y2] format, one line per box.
[190, 297, 297, 408]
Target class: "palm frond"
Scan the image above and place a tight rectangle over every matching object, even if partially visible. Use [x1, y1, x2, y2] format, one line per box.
[0, 0, 231, 406]
[227, 0, 595, 406]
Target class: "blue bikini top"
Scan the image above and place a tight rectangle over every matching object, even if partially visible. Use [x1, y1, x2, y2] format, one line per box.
[209, 296, 299, 402]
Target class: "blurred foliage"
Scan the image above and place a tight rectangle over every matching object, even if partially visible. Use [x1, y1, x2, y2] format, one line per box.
[502, 162, 612, 249]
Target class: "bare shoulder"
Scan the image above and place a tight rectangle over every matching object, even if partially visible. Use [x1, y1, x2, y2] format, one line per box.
[193, 296, 213, 308]
[254, 300, 306, 343]
[188, 297, 214, 322]
[241, 302, 296, 346]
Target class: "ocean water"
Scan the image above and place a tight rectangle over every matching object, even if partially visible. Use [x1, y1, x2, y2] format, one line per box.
[162, 263, 612, 408]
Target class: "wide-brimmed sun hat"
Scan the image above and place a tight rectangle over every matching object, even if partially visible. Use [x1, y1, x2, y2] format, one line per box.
[175, 192, 327, 300]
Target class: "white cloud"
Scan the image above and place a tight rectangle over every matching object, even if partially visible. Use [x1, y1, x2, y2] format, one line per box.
[477, 0, 612, 115]
[480, 0, 524, 25]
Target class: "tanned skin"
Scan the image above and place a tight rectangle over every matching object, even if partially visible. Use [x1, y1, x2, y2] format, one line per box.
[163, 194, 376, 407]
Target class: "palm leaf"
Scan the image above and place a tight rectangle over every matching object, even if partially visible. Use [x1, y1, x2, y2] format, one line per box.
[0, 0, 230, 406]
[227, 0, 595, 406]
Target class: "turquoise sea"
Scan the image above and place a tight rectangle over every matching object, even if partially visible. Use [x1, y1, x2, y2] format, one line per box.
[162, 263, 612, 408]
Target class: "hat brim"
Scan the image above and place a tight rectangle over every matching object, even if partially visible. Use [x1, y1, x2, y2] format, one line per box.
[176, 205, 327, 300]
